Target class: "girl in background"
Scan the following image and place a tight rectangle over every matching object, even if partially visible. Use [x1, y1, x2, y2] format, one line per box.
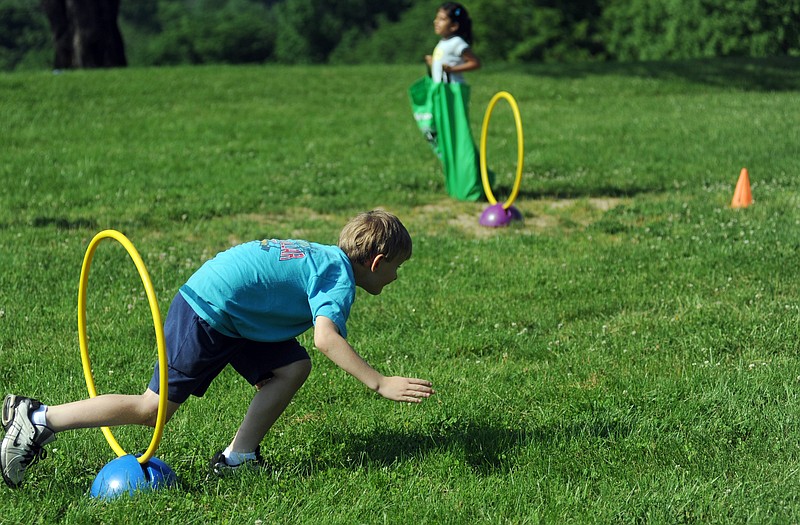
[411, 2, 484, 201]
[425, 2, 481, 84]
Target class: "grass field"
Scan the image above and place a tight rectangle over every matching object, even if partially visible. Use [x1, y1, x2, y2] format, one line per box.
[1, 57, 800, 523]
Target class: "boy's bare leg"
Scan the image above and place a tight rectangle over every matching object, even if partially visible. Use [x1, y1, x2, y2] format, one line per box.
[229, 359, 312, 452]
[44, 389, 181, 431]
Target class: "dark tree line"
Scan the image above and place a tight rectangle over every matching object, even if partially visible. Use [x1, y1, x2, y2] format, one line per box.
[2, 0, 798, 71]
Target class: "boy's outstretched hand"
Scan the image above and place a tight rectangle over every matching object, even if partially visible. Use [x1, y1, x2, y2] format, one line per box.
[377, 376, 435, 403]
[314, 317, 435, 404]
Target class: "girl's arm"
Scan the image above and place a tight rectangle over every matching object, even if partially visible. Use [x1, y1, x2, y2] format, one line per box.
[314, 316, 434, 403]
[443, 48, 481, 74]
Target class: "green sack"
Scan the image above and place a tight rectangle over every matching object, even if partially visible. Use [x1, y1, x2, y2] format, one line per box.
[409, 77, 483, 202]
[409, 76, 439, 155]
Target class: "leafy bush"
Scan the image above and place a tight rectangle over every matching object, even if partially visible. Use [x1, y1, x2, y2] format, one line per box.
[144, 0, 276, 65]
[327, 0, 440, 65]
[601, 0, 800, 61]
[470, 0, 604, 62]
[0, 0, 51, 70]
[272, 0, 409, 64]
[329, 0, 606, 65]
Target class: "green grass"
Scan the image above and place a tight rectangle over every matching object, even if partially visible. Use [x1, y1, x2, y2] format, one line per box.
[1, 57, 800, 523]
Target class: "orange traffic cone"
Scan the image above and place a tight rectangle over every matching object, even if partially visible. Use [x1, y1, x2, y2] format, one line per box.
[731, 168, 753, 208]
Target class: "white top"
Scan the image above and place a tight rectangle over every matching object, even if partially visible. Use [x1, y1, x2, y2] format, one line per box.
[431, 36, 470, 83]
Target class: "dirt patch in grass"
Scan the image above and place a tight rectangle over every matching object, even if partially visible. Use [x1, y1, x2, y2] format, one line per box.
[214, 197, 626, 242]
[408, 197, 626, 238]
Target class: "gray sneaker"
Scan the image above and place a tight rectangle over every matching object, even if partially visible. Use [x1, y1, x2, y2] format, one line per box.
[1, 395, 56, 488]
[209, 446, 265, 477]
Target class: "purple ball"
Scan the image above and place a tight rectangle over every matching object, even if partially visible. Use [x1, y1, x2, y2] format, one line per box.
[480, 203, 522, 227]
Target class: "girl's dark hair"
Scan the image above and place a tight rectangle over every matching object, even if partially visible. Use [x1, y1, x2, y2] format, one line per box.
[440, 2, 473, 44]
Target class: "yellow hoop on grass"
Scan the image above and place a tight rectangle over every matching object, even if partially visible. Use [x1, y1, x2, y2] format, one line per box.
[479, 91, 524, 209]
[78, 230, 167, 464]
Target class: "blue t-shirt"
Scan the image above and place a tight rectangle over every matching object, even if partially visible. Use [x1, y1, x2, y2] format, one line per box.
[179, 239, 355, 341]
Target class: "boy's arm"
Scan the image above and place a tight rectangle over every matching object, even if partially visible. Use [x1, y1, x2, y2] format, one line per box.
[314, 316, 434, 403]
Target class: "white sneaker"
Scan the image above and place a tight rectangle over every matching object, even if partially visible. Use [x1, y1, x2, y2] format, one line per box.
[208, 446, 265, 477]
[1, 395, 56, 488]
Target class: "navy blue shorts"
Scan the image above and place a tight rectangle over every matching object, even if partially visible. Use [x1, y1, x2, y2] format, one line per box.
[147, 293, 311, 404]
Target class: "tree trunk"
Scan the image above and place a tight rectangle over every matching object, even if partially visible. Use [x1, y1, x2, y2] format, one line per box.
[41, 0, 127, 69]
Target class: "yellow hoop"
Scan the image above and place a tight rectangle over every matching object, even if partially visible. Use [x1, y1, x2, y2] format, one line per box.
[78, 230, 168, 464]
[479, 91, 524, 209]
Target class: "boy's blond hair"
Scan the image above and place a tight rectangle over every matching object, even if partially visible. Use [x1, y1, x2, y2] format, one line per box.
[338, 210, 412, 265]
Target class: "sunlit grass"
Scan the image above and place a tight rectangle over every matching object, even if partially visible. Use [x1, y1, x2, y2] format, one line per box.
[1, 58, 800, 523]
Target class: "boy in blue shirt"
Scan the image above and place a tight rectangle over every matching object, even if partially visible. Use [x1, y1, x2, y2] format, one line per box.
[1, 210, 434, 486]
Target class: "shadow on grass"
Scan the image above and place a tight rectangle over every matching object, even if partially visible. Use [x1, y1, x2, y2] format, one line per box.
[158, 411, 640, 493]
[287, 415, 636, 476]
[510, 56, 800, 92]
[492, 184, 653, 201]
[340, 422, 524, 474]
[30, 216, 98, 230]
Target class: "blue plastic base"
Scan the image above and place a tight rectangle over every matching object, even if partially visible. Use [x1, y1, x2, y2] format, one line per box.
[90, 454, 177, 500]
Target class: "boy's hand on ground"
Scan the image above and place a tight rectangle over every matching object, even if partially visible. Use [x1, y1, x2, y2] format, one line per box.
[377, 377, 435, 403]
